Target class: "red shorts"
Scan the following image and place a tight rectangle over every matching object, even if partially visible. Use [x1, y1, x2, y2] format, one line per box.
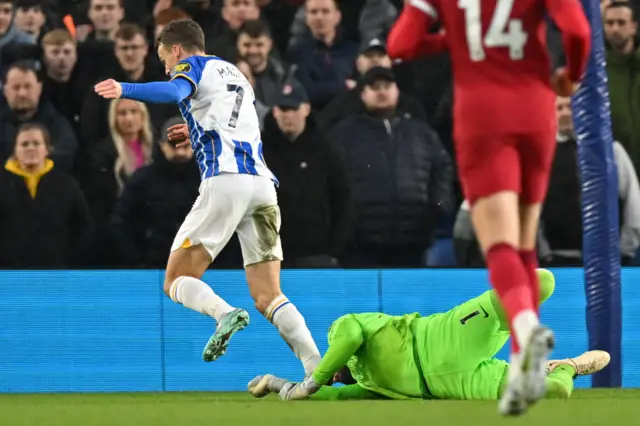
[455, 132, 556, 205]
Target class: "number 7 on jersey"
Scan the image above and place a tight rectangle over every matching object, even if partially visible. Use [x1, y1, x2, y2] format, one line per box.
[459, 0, 528, 61]
[227, 84, 245, 128]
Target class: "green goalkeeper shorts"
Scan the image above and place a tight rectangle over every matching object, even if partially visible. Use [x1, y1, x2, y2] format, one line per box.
[413, 290, 510, 400]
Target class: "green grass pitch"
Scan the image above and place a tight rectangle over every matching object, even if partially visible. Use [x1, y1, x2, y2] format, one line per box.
[1, 390, 637, 426]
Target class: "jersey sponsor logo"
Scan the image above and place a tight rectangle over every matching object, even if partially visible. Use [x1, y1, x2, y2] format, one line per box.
[172, 63, 191, 74]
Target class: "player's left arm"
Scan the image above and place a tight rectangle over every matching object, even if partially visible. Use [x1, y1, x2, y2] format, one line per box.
[94, 59, 201, 104]
[280, 315, 364, 401]
[387, 0, 446, 60]
[313, 315, 364, 386]
[94, 77, 193, 104]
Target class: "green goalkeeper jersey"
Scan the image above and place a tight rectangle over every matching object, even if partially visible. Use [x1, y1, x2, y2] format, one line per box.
[311, 312, 429, 400]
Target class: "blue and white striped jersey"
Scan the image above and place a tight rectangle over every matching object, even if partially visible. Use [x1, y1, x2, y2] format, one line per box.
[170, 55, 277, 184]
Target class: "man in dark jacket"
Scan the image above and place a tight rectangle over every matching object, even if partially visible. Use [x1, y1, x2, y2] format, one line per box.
[604, 1, 640, 171]
[236, 19, 297, 106]
[319, 37, 426, 129]
[262, 82, 354, 267]
[109, 117, 201, 268]
[331, 67, 454, 267]
[288, 0, 359, 110]
[80, 23, 175, 143]
[0, 61, 77, 170]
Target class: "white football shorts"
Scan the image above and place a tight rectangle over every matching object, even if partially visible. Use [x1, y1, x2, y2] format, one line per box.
[171, 173, 283, 266]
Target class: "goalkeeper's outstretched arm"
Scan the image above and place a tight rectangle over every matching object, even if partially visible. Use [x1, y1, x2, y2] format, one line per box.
[279, 315, 367, 400]
[312, 315, 364, 386]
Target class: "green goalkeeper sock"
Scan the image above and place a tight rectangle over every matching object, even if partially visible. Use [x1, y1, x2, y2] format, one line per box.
[498, 364, 575, 400]
[491, 268, 556, 331]
[545, 365, 575, 399]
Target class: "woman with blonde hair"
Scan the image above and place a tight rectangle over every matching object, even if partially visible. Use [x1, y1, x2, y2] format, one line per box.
[107, 98, 154, 191]
[84, 98, 154, 265]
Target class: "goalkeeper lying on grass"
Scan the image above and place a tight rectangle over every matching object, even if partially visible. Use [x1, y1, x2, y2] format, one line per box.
[248, 269, 610, 402]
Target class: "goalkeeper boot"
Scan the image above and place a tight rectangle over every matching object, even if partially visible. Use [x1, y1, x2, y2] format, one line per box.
[248, 374, 290, 398]
[546, 350, 611, 378]
[202, 308, 250, 362]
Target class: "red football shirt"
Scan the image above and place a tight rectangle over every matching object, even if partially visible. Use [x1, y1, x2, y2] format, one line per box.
[389, 0, 590, 137]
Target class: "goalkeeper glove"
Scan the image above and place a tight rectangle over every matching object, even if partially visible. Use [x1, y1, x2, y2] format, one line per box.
[279, 375, 321, 401]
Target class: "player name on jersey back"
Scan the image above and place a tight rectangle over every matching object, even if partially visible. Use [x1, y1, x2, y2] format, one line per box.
[172, 55, 277, 183]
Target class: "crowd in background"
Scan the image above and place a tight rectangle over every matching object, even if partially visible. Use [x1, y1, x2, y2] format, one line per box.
[0, 0, 639, 270]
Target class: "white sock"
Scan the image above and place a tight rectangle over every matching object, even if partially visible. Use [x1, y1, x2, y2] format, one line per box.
[265, 294, 321, 375]
[509, 352, 523, 380]
[169, 276, 235, 322]
[512, 309, 540, 350]
[507, 311, 540, 382]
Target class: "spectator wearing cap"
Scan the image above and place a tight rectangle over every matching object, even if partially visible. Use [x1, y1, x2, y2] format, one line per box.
[0, 61, 77, 171]
[319, 37, 426, 129]
[82, 98, 154, 266]
[331, 66, 454, 268]
[0, 0, 35, 73]
[81, 23, 174, 144]
[109, 116, 201, 268]
[262, 81, 354, 267]
[0, 122, 93, 268]
[236, 19, 295, 107]
[287, 0, 359, 110]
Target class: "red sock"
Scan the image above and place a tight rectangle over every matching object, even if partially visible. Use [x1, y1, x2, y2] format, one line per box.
[519, 250, 540, 315]
[486, 243, 535, 353]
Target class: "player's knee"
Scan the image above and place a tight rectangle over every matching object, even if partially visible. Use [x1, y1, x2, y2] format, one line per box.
[163, 275, 179, 298]
[536, 268, 555, 303]
[163, 273, 192, 299]
[253, 292, 282, 314]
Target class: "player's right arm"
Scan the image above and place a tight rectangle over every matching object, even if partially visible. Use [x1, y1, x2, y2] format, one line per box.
[546, 0, 592, 83]
[387, 0, 447, 60]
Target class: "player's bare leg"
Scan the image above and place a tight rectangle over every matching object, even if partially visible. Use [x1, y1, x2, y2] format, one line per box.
[512, 202, 555, 408]
[519, 203, 544, 315]
[246, 259, 321, 377]
[470, 191, 549, 416]
[164, 244, 249, 362]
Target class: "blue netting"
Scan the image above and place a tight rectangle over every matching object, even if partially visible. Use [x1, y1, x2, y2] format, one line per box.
[572, 0, 622, 387]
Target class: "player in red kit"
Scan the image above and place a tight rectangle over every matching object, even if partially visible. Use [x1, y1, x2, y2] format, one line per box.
[388, 0, 591, 417]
